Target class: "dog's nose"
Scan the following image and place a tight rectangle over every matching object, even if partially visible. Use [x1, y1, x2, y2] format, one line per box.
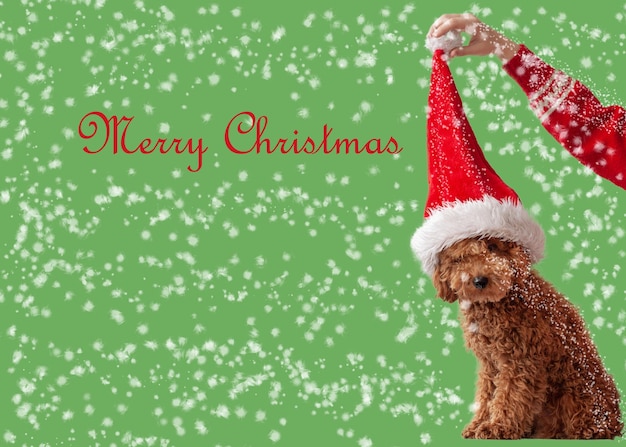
[473, 276, 489, 289]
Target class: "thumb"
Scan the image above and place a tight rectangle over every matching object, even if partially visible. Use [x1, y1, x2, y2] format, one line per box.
[448, 46, 465, 59]
[450, 42, 491, 58]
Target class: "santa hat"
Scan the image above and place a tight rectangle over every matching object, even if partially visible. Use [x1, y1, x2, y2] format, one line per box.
[411, 47, 545, 275]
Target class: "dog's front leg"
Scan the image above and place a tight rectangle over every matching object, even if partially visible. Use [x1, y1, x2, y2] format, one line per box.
[463, 361, 496, 438]
[475, 361, 548, 439]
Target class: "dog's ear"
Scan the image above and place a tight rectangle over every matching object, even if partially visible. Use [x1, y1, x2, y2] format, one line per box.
[507, 243, 532, 279]
[433, 264, 458, 303]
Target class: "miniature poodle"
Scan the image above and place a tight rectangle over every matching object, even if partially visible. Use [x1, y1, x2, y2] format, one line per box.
[434, 236, 623, 439]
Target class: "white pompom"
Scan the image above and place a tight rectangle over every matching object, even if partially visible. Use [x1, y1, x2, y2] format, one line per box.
[425, 30, 463, 54]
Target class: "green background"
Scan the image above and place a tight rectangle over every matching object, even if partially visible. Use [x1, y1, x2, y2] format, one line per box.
[1, 1, 624, 445]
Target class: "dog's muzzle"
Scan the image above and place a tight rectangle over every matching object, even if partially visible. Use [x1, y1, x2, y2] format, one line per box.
[473, 276, 489, 289]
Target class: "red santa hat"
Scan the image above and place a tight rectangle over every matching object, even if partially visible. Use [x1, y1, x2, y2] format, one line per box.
[411, 49, 545, 275]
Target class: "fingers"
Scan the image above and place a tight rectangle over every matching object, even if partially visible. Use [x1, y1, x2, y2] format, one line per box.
[428, 14, 457, 36]
[428, 13, 518, 61]
[427, 13, 480, 59]
[429, 13, 480, 37]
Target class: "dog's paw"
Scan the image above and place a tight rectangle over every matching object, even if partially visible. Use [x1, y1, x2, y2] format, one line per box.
[462, 426, 478, 438]
[474, 422, 523, 440]
[462, 420, 485, 438]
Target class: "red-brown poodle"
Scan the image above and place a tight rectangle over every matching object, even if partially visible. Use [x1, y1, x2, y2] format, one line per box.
[434, 236, 623, 439]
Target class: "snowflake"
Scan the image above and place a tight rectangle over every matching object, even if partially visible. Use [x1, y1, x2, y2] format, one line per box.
[355, 51, 377, 68]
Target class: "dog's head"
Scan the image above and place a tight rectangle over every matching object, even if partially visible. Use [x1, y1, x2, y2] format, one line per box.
[433, 237, 531, 303]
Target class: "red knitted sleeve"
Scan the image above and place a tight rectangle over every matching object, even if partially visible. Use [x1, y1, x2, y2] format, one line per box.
[503, 45, 626, 190]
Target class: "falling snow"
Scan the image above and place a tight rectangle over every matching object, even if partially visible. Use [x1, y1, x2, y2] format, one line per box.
[1, 1, 624, 446]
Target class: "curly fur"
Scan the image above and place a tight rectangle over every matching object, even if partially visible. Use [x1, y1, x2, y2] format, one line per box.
[434, 237, 623, 439]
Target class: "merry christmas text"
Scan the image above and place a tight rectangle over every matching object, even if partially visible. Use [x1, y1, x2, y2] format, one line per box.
[79, 111, 403, 173]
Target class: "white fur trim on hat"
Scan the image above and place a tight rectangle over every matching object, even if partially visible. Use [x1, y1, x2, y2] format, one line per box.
[411, 196, 545, 275]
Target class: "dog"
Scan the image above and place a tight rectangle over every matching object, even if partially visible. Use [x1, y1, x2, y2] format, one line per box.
[433, 236, 623, 439]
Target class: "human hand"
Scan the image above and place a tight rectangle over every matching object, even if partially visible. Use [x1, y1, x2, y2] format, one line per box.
[428, 13, 520, 62]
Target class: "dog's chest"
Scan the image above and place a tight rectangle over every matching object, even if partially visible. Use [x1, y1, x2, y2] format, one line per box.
[459, 298, 533, 348]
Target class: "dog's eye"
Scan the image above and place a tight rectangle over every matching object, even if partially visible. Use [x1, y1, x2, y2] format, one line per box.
[487, 243, 498, 252]
[451, 257, 462, 264]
